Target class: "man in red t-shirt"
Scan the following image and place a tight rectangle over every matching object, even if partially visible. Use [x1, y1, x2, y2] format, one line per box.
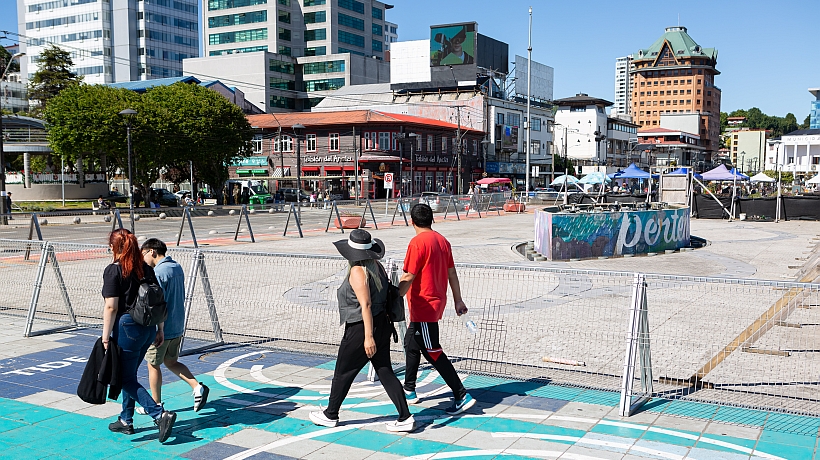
[399, 203, 475, 415]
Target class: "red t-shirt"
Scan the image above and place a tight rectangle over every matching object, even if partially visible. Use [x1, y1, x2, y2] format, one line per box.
[403, 230, 455, 322]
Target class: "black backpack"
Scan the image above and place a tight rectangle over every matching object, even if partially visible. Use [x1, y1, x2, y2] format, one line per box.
[128, 279, 168, 327]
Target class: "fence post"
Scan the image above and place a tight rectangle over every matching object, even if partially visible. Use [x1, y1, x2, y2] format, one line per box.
[234, 205, 256, 243]
[24, 213, 44, 261]
[618, 273, 653, 417]
[180, 250, 224, 356]
[325, 201, 344, 233]
[283, 204, 304, 238]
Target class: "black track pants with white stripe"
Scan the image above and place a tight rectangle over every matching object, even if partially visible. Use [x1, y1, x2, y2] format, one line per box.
[403, 321, 466, 401]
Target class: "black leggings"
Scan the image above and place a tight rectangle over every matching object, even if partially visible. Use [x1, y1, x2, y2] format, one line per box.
[325, 312, 410, 421]
[403, 321, 466, 401]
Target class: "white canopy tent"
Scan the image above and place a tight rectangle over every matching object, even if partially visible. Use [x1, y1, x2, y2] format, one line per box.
[807, 175, 820, 185]
[750, 172, 776, 183]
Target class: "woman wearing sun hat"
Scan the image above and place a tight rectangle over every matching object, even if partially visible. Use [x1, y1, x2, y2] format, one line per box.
[309, 229, 414, 432]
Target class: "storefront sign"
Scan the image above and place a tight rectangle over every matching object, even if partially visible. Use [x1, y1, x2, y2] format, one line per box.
[232, 156, 269, 167]
[414, 154, 452, 164]
[303, 155, 354, 163]
[486, 162, 526, 174]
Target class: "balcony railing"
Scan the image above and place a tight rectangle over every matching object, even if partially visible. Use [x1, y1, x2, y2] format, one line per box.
[3, 128, 48, 143]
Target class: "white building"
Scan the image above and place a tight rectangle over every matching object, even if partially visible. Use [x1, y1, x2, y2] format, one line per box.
[612, 55, 633, 118]
[204, 0, 390, 60]
[384, 21, 398, 50]
[766, 129, 820, 178]
[17, 0, 199, 84]
[1, 72, 28, 114]
[553, 94, 610, 169]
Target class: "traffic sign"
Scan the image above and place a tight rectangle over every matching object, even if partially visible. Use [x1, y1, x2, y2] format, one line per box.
[383, 172, 394, 189]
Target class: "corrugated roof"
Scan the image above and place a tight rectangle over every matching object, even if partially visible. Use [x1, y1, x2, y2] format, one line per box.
[105, 76, 200, 92]
[247, 110, 483, 133]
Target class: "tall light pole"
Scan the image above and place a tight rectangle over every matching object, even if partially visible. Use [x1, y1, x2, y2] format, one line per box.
[118, 108, 137, 233]
[525, 6, 532, 195]
[293, 123, 304, 219]
[0, 51, 25, 225]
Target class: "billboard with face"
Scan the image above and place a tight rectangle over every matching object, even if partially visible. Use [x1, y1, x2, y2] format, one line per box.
[430, 23, 477, 67]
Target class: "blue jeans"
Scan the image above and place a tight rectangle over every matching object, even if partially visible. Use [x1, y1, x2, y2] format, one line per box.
[115, 313, 163, 424]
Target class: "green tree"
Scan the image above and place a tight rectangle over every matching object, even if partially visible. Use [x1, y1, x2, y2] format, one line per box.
[0, 46, 20, 74]
[719, 111, 728, 132]
[802, 114, 811, 129]
[27, 45, 83, 115]
[764, 170, 793, 183]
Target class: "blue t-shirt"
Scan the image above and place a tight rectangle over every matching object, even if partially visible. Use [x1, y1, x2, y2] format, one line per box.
[154, 256, 186, 340]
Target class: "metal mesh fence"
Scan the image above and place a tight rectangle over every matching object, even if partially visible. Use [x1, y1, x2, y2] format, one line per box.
[4, 237, 820, 419]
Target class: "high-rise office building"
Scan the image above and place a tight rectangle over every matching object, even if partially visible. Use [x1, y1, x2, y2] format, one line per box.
[17, 0, 198, 84]
[810, 88, 820, 129]
[612, 55, 633, 117]
[384, 21, 397, 50]
[204, 0, 390, 60]
[630, 26, 721, 152]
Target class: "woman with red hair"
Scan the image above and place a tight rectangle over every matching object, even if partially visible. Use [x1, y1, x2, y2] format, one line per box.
[101, 229, 176, 442]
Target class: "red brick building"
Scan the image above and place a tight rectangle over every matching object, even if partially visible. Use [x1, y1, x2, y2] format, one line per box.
[243, 110, 484, 198]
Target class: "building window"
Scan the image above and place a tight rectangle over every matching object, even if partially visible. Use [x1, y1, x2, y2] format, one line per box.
[441, 136, 448, 153]
[269, 77, 295, 90]
[278, 10, 290, 23]
[277, 27, 291, 41]
[304, 46, 326, 56]
[427, 135, 433, 152]
[209, 28, 268, 45]
[338, 13, 364, 31]
[338, 0, 364, 14]
[210, 45, 268, 55]
[304, 28, 326, 41]
[378, 132, 391, 150]
[304, 78, 345, 91]
[372, 23, 382, 36]
[277, 45, 291, 55]
[270, 95, 295, 109]
[306, 134, 317, 152]
[531, 117, 541, 131]
[208, 0, 265, 11]
[329, 133, 340, 151]
[372, 6, 382, 19]
[274, 134, 294, 152]
[209, 11, 267, 28]
[496, 113, 504, 125]
[338, 30, 364, 48]
[269, 59, 295, 73]
[417, 135, 423, 151]
[303, 60, 345, 74]
[304, 11, 326, 24]
[304, 0, 325, 5]
[508, 113, 520, 126]
[372, 39, 382, 52]
[252, 135, 263, 154]
[570, 107, 585, 112]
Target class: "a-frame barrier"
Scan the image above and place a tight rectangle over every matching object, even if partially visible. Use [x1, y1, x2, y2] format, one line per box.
[618, 273, 654, 417]
[176, 207, 199, 248]
[24, 242, 78, 337]
[362, 199, 379, 230]
[325, 201, 346, 233]
[179, 250, 225, 356]
[442, 196, 461, 221]
[283, 204, 304, 238]
[391, 199, 410, 226]
[465, 194, 482, 218]
[233, 205, 256, 243]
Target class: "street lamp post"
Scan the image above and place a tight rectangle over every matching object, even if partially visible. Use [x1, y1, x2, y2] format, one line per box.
[292, 123, 304, 219]
[740, 151, 745, 174]
[0, 52, 25, 225]
[118, 108, 137, 233]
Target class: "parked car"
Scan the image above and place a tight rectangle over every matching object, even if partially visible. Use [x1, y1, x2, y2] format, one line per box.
[412, 192, 468, 212]
[106, 191, 128, 203]
[152, 188, 180, 207]
[279, 188, 311, 203]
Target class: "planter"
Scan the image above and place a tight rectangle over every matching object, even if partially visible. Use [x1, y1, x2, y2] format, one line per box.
[503, 201, 525, 212]
[335, 216, 366, 229]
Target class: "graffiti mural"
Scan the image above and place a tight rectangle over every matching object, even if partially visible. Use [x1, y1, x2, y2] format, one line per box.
[534, 207, 690, 260]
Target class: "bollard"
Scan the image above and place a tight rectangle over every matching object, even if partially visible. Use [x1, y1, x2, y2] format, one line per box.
[229, 210, 236, 216]
[104, 215, 111, 223]
[208, 210, 215, 216]
[40, 219, 48, 226]
[134, 214, 141, 221]
[159, 213, 167, 219]
[72, 217, 81, 224]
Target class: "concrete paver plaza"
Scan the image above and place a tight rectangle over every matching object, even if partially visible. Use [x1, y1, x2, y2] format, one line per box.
[2, 208, 820, 459]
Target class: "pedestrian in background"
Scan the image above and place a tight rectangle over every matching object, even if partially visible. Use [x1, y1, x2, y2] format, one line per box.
[399, 204, 475, 415]
[232, 184, 240, 205]
[139, 239, 210, 414]
[309, 229, 415, 432]
[6, 192, 13, 217]
[102, 229, 176, 442]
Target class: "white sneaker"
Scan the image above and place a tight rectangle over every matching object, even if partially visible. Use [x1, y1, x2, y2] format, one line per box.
[385, 415, 415, 433]
[136, 402, 163, 416]
[193, 383, 210, 412]
[309, 410, 338, 428]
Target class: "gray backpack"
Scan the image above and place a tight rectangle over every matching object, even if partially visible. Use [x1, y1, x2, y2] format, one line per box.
[128, 279, 167, 327]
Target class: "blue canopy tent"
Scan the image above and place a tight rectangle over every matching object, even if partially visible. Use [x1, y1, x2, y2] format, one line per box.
[579, 172, 611, 184]
[730, 168, 750, 180]
[613, 163, 651, 179]
[668, 167, 703, 181]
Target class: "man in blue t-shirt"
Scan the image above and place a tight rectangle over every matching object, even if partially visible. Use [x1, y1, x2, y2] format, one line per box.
[140, 239, 209, 413]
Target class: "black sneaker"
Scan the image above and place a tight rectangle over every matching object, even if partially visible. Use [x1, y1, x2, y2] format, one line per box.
[154, 410, 177, 443]
[108, 418, 135, 435]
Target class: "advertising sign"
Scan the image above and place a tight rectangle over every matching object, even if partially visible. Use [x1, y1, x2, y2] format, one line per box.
[383, 173, 394, 189]
[430, 23, 477, 67]
[513, 55, 554, 101]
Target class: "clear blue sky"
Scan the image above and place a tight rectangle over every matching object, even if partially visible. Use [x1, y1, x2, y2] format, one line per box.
[2, 0, 816, 120]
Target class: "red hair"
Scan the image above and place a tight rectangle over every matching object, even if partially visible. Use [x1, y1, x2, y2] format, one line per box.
[109, 229, 144, 280]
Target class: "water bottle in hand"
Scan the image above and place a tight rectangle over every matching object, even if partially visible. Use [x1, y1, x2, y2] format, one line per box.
[463, 313, 477, 334]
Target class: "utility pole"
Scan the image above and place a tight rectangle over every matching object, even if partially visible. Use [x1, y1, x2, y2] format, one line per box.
[456, 106, 462, 194]
[525, 6, 532, 195]
[353, 126, 359, 206]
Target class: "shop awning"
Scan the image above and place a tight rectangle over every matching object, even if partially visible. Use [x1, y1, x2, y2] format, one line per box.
[342, 166, 357, 171]
[324, 166, 343, 172]
[301, 166, 320, 172]
[359, 154, 404, 162]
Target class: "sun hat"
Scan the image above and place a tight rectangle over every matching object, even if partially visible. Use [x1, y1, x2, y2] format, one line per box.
[333, 229, 385, 262]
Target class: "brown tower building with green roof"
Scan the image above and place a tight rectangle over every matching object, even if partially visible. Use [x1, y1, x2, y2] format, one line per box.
[631, 26, 721, 157]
